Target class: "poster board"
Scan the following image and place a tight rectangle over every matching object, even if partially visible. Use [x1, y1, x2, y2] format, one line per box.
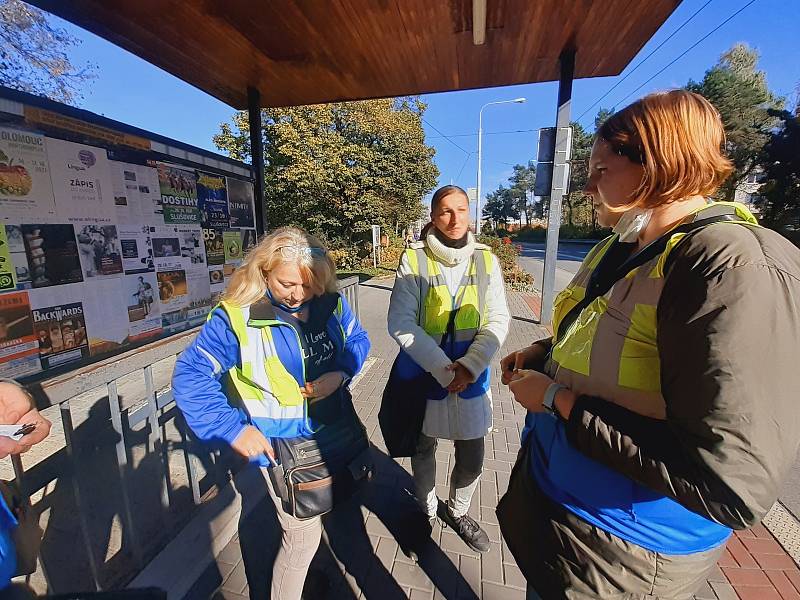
[0, 103, 255, 380]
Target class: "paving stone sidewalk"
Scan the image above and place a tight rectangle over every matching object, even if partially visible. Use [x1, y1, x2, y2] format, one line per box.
[187, 280, 800, 600]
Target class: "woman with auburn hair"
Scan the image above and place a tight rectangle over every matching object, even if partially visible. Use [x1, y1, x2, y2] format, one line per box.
[172, 226, 371, 600]
[497, 90, 800, 598]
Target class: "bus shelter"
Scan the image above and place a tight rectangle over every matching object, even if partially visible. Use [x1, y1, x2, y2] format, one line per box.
[4, 1, 683, 594]
[29, 0, 683, 324]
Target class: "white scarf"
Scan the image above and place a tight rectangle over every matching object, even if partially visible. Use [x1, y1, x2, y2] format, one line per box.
[425, 230, 476, 266]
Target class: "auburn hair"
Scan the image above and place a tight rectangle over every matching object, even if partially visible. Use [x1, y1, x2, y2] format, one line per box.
[222, 226, 337, 307]
[597, 90, 734, 209]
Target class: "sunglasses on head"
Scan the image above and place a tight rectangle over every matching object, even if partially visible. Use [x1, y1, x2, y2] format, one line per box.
[277, 245, 327, 260]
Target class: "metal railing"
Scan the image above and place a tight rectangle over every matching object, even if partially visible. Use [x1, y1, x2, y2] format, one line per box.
[9, 277, 360, 594]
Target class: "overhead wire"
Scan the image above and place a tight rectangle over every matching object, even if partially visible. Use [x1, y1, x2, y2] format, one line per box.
[575, 0, 715, 121]
[614, 0, 758, 108]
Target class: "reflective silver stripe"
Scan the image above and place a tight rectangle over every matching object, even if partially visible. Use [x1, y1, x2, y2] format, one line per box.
[242, 323, 274, 395]
[474, 251, 489, 325]
[236, 304, 275, 396]
[197, 346, 222, 376]
[415, 248, 430, 326]
[242, 397, 305, 420]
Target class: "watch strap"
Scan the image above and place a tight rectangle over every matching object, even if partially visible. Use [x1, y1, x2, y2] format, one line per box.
[543, 382, 566, 416]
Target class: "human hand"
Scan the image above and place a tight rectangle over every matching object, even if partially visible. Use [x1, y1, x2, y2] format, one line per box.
[301, 371, 345, 402]
[508, 370, 576, 418]
[500, 343, 550, 385]
[0, 382, 51, 458]
[446, 362, 474, 394]
[230, 425, 276, 462]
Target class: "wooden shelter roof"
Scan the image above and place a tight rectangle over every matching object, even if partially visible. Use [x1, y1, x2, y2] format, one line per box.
[31, 0, 681, 109]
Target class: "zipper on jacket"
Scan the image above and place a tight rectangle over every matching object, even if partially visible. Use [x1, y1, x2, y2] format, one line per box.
[266, 320, 314, 433]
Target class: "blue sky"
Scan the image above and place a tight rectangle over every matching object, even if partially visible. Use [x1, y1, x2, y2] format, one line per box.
[48, 0, 799, 203]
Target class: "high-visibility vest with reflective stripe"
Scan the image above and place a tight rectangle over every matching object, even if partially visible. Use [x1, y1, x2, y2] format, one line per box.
[548, 201, 759, 418]
[213, 297, 349, 438]
[395, 245, 494, 399]
[527, 201, 758, 554]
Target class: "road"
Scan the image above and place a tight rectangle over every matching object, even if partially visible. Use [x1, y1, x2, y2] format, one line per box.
[516, 241, 591, 295]
[516, 239, 800, 522]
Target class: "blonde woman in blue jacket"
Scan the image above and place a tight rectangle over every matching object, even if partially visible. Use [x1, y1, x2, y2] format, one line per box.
[172, 226, 370, 600]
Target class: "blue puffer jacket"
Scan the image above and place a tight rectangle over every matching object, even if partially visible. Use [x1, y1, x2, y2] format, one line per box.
[172, 292, 370, 468]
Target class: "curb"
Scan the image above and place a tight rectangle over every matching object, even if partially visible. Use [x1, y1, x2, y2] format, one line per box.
[763, 501, 800, 568]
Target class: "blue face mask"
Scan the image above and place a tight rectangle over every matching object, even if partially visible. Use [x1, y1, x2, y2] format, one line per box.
[266, 288, 309, 314]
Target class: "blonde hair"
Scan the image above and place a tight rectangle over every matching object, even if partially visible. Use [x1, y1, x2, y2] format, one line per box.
[222, 226, 337, 307]
[598, 90, 734, 209]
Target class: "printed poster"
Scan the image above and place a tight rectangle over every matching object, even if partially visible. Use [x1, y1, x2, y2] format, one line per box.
[241, 229, 257, 255]
[30, 301, 90, 369]
[203, 228, 224, 266]
[209, 266, 225, 294]
[158, 163, 200, 224]
[46, 137, 116, 224]
[223, 229, 243, 263]
[0, 127, 56, 220]
[3, 225, 30, 289]
[204, 227, 225, 294]
[150, 225, 206, 268]
[196, 171, 229, 228]
[0, 226, 16, 292]
[81, 279, 129, 355]
[122, 272, 161, 339]
[0, 291, 41, 378]
[179, 227, 205, 267]
[21, 224, 83, 288]
[30, 281, 129, 357]
[227, 178, 255, 228]
[119, 225, 154, 274]
[156, 269, 188, 312]
[111, 161, 162, 224]
[151, 225, 211, 332]
[76, 224, 123, 279]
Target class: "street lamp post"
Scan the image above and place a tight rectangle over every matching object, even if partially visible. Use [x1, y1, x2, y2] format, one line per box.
[476, 97, 526, 234]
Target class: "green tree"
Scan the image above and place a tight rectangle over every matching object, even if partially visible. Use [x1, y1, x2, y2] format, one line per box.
[508, 161, 538, 223]
[214, 97, 438, 249]
[563, 121, 594, 227]
[482, 185, 520, 229]
[0, 0, 96, 104]
[687, 44, 783, 199]
[757, 108, 800, 242]
[594, 107, 615, 131]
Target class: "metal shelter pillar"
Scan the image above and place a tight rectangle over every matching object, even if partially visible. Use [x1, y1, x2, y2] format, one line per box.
[247, 86, 266, 236]
[540, 49, 575, 325]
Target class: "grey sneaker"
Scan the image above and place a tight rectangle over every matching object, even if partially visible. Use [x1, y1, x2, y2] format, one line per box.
[438, 503, 490, 553]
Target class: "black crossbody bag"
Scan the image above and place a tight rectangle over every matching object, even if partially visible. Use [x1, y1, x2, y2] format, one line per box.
[268, 390, 374, 520]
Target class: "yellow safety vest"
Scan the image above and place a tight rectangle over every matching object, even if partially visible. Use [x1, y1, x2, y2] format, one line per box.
[404, 245, 494, 344]
[548, 202, 759, 419]
[213, 298, 347, 412]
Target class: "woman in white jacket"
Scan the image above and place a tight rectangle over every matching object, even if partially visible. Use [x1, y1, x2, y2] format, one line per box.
[388, 185, 510, 553]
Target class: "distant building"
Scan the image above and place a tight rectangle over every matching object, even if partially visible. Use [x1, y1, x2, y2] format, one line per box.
[734, 168, 766, 214]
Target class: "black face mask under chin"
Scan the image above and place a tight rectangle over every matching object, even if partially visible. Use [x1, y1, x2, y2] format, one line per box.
[433, 226, 469, 249]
